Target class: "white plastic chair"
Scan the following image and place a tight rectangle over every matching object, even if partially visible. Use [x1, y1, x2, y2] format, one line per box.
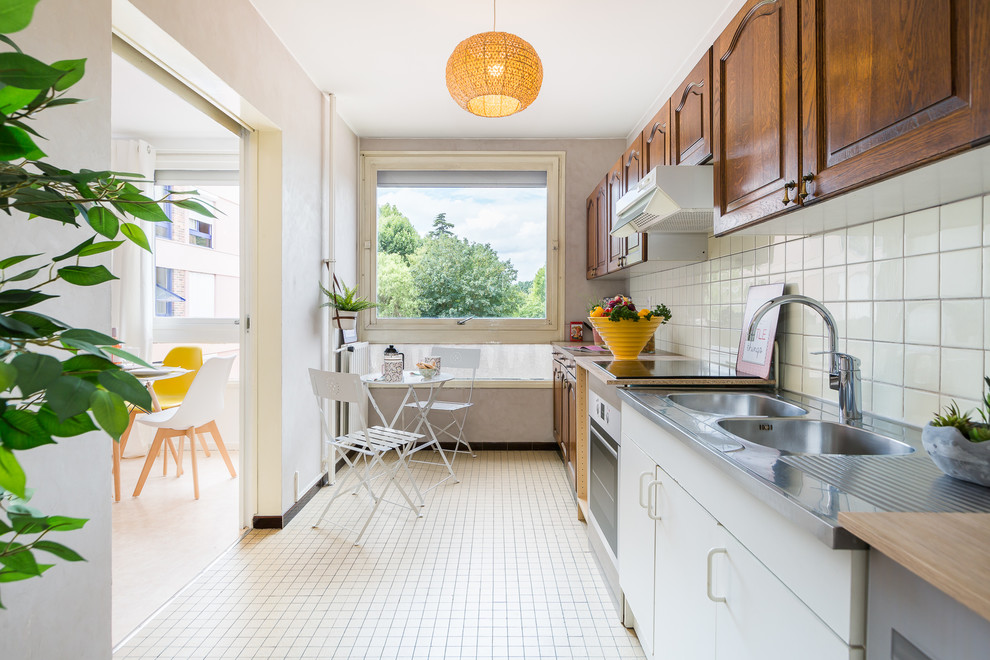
[309, 369, 424, 545]
[132, 356, 237, 500]
[403, 346, 481, 457]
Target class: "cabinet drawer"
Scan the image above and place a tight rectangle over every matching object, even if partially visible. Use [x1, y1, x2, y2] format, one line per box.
[623, 405, 867, 646]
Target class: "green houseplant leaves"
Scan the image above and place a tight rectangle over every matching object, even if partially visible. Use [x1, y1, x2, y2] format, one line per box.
[0, 0, 214, 609]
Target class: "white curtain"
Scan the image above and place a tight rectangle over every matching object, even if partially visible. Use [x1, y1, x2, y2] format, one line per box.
[111, 140, 156, 458]
[110, 139, 156, 362]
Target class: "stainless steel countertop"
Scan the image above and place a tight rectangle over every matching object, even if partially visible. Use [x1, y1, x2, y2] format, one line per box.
[618, 388, 990, 550]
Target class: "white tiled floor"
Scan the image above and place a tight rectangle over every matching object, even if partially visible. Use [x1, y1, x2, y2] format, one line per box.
[114, 451, 644, 659]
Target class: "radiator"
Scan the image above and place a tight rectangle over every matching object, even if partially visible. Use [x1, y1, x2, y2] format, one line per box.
[337, 341, 370, 436]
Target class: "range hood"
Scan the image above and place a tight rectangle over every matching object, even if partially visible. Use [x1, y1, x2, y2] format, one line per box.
[612, 165, 714, 237]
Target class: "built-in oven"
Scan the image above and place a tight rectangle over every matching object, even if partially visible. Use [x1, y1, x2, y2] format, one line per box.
[586, 379, 623, 611]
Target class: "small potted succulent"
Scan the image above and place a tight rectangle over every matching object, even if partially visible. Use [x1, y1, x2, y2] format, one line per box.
[587, 295, 672, 360]
[319, 280, 377, 330]
[923, 377, 990, 487]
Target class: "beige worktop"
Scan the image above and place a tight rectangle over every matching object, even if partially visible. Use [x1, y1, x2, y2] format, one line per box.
[838, 511, 990, 623]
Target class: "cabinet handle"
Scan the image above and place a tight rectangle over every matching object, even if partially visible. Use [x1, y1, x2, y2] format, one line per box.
[639, 471, 653, 508]
[706, 547, 727, 603]
[799, 172, 815, 201]
[782, 181, 796, 206]
[646, 479, 662, 520]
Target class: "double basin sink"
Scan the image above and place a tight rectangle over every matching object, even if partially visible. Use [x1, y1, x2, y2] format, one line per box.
[667, 392, 914, 456]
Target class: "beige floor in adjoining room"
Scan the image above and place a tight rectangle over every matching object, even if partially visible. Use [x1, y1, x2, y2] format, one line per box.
[112, 450, 645, 659]
[113, 447, 242, 646]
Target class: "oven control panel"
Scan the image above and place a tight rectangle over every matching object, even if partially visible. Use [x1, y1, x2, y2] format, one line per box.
[589, 390, 620, 442]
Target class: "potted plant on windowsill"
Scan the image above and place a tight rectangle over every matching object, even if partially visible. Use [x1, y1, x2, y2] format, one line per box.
[923, 378, 990, 487]
[319, 280, 376, 330]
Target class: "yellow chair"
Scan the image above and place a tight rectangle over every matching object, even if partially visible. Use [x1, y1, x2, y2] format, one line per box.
[154, 346, 203, 410]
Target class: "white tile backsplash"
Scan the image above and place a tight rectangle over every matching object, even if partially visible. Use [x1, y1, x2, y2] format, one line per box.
[629, 193, 990, 428]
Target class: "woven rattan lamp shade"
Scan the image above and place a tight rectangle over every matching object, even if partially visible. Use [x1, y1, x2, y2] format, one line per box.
[445, 31, 543, 118]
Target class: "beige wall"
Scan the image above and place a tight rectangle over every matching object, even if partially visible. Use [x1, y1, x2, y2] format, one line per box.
[358, 138, 627, 326]
[3, 3, 114, 658]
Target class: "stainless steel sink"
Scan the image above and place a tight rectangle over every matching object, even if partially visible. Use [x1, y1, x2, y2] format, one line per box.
[668, 392, 808, 417]
[716, 418, 916, 455]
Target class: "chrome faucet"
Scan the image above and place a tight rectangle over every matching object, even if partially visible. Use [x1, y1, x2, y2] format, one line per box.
[747, 294, 862, 424]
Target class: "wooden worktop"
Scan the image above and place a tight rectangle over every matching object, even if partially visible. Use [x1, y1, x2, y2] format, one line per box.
[838, 512, 990, 623]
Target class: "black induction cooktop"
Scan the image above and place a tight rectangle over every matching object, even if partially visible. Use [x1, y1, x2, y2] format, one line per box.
[591, 359, 764, 380]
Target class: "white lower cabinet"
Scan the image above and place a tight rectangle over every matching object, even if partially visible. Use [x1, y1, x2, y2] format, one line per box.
[618, 433, 658, 656]
[713, 529, 861, 660]
[620, 406, 866, 660]
[653, 470, 718, 659]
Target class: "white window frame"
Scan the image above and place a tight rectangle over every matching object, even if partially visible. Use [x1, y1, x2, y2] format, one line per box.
[360, 151, 565, 344]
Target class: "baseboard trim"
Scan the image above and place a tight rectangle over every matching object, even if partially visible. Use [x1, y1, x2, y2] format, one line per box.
[252, 470, 331, 530]
[437, 441, 559, 451]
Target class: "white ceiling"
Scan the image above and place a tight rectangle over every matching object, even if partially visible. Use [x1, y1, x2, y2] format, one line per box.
[111, 53, 239, 150]
[249, 0, 738, 139]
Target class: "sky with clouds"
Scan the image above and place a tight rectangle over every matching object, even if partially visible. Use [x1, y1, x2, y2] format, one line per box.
[377, 187, 548, 282]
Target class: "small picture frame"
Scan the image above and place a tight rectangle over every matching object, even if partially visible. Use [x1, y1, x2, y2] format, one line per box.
[569, 321, 584, 342]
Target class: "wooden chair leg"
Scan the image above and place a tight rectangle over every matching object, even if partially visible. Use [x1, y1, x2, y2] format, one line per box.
[112, 435, 122, 503]
[166, 437, 182, 476]
[119, 409, 138, 456]
[133, 430, 167, 497]
[186, 428, 199, 499]
[203, 420, 236, 478]
[198, 434, 211, 457]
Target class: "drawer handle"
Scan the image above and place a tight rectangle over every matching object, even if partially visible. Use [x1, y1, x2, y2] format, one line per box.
[639, 471, 653, 508]
[706, 547, 727, 603]
[646, 479, 663, 520]
[782, 181, 796, 206]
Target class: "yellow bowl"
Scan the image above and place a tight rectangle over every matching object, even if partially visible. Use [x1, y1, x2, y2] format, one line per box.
[588, 316, 663, 360]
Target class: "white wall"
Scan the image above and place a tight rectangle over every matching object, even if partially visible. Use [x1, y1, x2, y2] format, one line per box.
[127, 0, 329, 514]
[333, 112, 359, 286]
[0, 2, 113, 658]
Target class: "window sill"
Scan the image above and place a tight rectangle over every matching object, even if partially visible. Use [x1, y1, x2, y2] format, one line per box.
[366, 378, 550, 389]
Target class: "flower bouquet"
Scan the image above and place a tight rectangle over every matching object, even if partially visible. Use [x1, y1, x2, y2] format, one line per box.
[588, 296, 672, 360]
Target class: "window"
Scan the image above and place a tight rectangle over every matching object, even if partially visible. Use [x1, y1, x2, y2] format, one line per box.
[188, 219, 213, 248]
[155, 267, 178, 317]
[155, 184, 173, 239]
[361, 152, 564, 343]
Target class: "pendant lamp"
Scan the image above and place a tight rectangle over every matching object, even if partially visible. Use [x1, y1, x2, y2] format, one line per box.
[445, 1, 543, 118]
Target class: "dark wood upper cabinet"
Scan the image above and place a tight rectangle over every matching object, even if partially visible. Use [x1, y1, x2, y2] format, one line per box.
[671, 50, 714, 165]
[586, 188, 598, 279]
[596, 184, 608, 276]
[800, 0, 990, 201]
[606, 159, 625, 272]
[713, 0, 801, 235]
[643, 102, 671, 172]
[622, 136, 647, 267]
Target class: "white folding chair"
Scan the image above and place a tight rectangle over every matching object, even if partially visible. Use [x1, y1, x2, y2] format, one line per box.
[403, 346, 481, 458]
[132, 356, 237, 500]
[308, 369, 424, 545]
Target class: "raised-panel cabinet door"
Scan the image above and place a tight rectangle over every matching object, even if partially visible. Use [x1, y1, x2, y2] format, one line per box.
[606, 159, 626, 272]
[653, 469, 718, 660]
[596, 183, 608, 275]
[552, 365, 561, 444]
[713, 0, 801, 235]
[566, 378, 577, 483]
[671, 50, 714, 166]
[714, 530, 857, 660]
[586, 189, 599, 279]
[644, 102, 671, 172]
[618, 436, 658, 657]
[622, 135, 647, 267]
[801, 0, 990, 202]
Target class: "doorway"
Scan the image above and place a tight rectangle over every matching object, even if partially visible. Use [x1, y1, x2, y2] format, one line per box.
[109, 47, 249, 646]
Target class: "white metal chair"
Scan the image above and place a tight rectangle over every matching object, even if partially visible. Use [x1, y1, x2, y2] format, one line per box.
[309, 368, 424, 545]
[403, 346, 481, 458]
[132, 356, 237, 500]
